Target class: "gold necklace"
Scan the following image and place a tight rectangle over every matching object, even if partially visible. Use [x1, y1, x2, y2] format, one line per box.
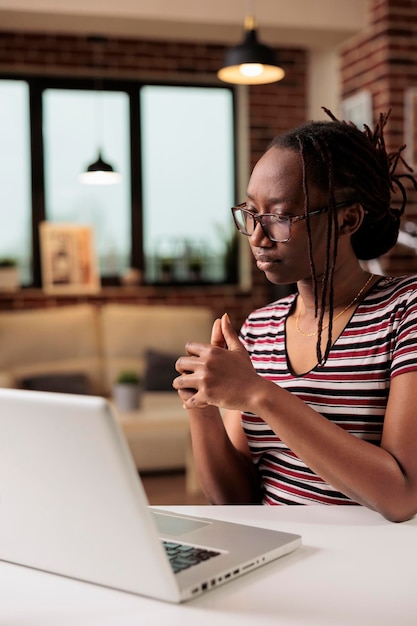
[295, 273, 374, 337]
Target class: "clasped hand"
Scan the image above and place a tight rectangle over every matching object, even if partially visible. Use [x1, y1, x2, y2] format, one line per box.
[173, 313, 259, 411]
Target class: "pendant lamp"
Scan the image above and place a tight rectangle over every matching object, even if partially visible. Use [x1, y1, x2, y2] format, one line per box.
[79, 150, 122, 185]
[217, 14, 285, 85]
[79, 37, 121, 185]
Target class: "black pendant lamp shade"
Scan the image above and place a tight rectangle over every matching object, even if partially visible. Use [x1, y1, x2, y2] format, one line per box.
[80, 151, 121, 185]
[218, 16, 285, 85]
[79, 150, 122, 185]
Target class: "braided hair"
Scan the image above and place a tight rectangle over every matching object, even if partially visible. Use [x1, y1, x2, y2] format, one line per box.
[268, 108, 417, 363]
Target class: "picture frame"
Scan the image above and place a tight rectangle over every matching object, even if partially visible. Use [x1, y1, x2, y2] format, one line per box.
[340, 90, 373, 129]
[404, 87, 417, 169]
[39, 222, 100, 294]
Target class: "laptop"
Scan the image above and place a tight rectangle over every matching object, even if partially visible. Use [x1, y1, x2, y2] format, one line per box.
[0, 387, 301, 603]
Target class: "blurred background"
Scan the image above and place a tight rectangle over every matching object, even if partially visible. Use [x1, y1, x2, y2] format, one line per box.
[3, 1, 416, 328]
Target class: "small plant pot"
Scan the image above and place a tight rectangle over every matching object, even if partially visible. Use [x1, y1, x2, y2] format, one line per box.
[0, 267, 19, 292]
[113, 383, 142, 411]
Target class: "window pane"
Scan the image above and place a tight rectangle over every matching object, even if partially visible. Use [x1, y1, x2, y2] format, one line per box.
[43, 89, 131, 277]
[140, 85, 235, 283]
[0, 80, 32, 284]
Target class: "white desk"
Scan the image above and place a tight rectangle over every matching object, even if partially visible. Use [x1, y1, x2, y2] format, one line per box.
[1, 506, 416, 625]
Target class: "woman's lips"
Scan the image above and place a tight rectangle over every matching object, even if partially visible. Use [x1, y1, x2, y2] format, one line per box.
[256, 257, 280, 271]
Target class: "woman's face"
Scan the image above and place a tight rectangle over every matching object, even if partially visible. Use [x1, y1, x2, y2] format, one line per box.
[245, 146, 332, 285]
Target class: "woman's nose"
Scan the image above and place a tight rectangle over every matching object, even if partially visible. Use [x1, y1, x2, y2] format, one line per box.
[249, 221, 273, 247]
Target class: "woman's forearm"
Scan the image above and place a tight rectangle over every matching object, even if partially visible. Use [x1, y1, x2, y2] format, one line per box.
[187, 406, 261, 504]
[249, 378, 416, 521]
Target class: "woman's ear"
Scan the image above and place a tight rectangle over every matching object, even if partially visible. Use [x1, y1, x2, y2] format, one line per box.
[338, 203, 365, 236]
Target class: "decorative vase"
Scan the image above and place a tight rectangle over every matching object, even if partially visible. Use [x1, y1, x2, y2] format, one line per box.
[0, 267, 19, 292]
[113, 383, 142, 411]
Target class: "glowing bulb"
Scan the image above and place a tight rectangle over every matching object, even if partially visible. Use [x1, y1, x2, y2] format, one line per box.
[240, 63, 264, 77]
[79, 171, 122, 185]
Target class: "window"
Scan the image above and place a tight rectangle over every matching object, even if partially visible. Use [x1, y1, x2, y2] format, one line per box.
[0, 76, 237, 287]
[140, 85, 235, 283]
[43, 88, 131, 277]
[0, 80, 31, 284]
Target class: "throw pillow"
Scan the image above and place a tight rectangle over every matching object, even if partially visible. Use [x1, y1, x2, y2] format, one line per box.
[143, 349, 178, 392]
[19, 372, 92, 395]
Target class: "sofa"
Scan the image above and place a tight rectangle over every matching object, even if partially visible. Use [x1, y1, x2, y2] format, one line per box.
[0, 303, 214, 476]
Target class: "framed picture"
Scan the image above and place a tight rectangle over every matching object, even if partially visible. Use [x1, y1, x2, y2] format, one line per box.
[39, 222, 100, 294]
[340, 90, 373, 129]
[404, 87, 417, 168]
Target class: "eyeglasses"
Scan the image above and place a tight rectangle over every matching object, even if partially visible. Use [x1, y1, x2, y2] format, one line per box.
[231, 201, 351, 243]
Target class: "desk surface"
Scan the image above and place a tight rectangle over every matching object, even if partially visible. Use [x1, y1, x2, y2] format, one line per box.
[1, 505, 416, 626]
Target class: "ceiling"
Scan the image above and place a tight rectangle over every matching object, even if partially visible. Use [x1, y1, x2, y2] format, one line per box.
[0, 0, 369, 50]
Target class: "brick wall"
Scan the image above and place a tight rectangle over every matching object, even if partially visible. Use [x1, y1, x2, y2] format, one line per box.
[0, 31, 307, 328]
[340, 0, 417, 275]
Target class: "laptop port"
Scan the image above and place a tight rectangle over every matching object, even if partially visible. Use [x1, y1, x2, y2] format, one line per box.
[242, 561, 255, 571]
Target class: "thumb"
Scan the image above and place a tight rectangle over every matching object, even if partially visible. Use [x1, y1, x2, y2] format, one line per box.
[220, 313, 242, 351]
[210, 318, 225, 348]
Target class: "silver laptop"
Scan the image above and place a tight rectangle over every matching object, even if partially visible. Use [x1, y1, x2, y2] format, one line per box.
[0, 388, 301, 603]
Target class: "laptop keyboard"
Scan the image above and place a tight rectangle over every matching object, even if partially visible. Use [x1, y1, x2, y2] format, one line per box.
[163, 540, 221, 574]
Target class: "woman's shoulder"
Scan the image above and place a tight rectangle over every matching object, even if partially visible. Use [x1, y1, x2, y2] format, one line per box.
[249, 292, 296, 318]
[372, 274, 417, 298]
[363, 274, 417, 315]
[242, 293, 296, 331]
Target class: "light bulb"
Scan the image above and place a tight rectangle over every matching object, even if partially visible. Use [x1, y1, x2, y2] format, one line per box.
[240, 63, 264, 77]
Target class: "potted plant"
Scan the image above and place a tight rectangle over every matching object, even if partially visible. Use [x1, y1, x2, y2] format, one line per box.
[159, 256, 175, 282]
[113, 370, 142, 411]
[0, 257, 19, 292]
[187, 254, 204, 281]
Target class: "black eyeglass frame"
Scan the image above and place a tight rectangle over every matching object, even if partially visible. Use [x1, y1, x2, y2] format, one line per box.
[231, 201, 352, 243]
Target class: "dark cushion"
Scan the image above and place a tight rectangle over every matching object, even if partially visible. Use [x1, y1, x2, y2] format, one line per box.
[19, 372, 92, 395]
[143, 349, 178, 392]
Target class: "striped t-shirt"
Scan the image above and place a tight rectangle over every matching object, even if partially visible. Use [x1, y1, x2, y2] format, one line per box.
[239, 275, 417, 505]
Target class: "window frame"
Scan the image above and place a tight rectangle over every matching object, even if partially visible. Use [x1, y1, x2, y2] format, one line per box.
[0, 73, 238, 288]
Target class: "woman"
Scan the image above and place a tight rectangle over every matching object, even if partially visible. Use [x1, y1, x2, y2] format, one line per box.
[173, 110, 417, 522]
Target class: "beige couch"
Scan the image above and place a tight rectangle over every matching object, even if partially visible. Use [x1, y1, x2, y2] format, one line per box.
[0, 303, 214, 474]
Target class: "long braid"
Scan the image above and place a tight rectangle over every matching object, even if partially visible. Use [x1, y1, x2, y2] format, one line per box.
[298, 138, 318, 316]
[321, 139, 339, 364]
[315, 139, 333, 364]
[304, 133, 339, 363]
